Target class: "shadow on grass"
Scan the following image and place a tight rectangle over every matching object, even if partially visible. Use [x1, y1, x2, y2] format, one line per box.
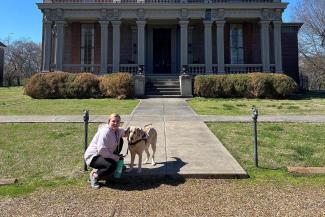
[103, 157, 187, 191]
[290, 91, 325, 100]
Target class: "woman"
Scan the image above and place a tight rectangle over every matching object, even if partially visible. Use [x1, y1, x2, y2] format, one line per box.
[84, 113, 125, 189]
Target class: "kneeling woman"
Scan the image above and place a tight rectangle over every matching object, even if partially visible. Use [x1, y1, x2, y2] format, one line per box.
[84, 113, 126, 189]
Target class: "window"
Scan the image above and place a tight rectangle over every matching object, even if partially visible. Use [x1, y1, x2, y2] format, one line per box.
[230, 24, 244, 64]
[81, 24, 94, 71]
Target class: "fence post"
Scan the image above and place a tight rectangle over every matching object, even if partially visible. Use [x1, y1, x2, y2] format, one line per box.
[252, 107, 258, 168]
[83, 110, 89, 171]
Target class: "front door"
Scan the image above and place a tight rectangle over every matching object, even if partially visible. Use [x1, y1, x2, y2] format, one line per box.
[153, 28, 171, 74]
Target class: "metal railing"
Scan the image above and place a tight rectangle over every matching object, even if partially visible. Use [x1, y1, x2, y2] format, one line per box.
[225, 64, 263, 73]
[45, 0, 281, 3]
[188, 64, 205, 75]
[119, 64, 138, 74]
[62, 64, 101, 74]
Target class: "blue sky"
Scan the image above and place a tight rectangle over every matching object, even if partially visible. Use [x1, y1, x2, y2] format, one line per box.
[0, 0, 299, 44]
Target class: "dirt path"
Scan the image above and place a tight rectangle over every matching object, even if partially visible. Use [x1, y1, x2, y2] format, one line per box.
[1, 179, 324, 216]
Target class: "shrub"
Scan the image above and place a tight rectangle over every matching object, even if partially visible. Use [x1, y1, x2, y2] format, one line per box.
[231, 74, 254, 98]
[24, 72, 76, 99]
[194, 73, 297, 98]
[272, 74, 298, 98]
[249, 73, 275, 98]
[72, 73, 100, 98]
[99, 72, 134, 99]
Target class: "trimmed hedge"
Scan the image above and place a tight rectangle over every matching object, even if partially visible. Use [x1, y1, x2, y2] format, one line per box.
[194, 73, 298, 98]
[99, 73, 134, 99]
[24, 72, 134, 99]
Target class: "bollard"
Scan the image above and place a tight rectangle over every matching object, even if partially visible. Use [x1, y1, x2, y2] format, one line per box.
[252, 107, 258, 168]
[83, 110, 89, 171]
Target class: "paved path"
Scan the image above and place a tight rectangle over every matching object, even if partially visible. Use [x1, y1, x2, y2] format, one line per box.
[121, 98, 247, 178]
[1, 115, 324, 123]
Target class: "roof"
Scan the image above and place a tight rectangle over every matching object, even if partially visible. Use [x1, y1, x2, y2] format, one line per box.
[0, 42, 7, 48]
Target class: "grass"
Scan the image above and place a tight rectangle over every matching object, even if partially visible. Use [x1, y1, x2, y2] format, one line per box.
[188, 92, 325, 115]
[0, 123, 99, 197]
[1, 122, 324, 198]
[207, 122, 325, 185]
[0, 87, 139, 115]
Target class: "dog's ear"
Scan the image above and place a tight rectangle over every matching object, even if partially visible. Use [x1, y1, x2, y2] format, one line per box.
[138, 127, 146, 138]
[124, 127, 130, 137]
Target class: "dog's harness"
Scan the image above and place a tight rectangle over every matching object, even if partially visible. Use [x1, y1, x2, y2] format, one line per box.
[122, 124, 152, 158]
[128, 133, 148, 146]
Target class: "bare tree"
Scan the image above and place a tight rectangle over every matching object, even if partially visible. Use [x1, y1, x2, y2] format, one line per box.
[293, 0, 325, 90]
[3, 39, 41, 86]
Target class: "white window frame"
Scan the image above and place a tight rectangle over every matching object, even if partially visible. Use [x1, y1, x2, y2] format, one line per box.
[81, 24, 95, 71]
[230, 24, 244, 64]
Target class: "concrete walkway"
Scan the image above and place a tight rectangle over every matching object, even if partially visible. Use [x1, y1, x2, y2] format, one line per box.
[1, 114, 325, 123]
[120, 98, 247, 178]
[1, 99, 324, 178]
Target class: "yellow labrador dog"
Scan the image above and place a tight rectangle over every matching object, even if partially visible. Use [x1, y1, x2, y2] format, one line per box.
[125, 124, 157, 173]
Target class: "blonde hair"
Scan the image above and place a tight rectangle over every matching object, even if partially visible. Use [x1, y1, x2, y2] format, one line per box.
[108, 113, 121, 123]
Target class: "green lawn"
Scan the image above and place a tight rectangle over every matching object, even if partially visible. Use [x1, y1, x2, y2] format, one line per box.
[1, 123, 324, 197]
[188, 92, 325, 115]
[0, 123, 99, 197]
[0, 87, 139, 115]
[207, 122, 325, 184]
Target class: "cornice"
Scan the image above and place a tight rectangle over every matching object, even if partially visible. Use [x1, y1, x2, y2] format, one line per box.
[37, 2, 288, 11]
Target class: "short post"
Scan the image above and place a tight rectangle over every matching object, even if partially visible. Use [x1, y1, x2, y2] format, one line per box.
[252, 107, 258, 167]
[83, 110, 89, 171]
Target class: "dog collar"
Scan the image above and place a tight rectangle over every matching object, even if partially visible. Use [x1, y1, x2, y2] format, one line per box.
[128, 134, 148, 146]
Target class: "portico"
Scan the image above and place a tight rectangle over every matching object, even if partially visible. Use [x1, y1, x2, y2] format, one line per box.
[38, 0, 289, 76]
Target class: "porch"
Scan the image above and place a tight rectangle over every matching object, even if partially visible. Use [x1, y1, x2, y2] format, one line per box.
[39, 0, 287, 76]
[46, 19, 280, 75]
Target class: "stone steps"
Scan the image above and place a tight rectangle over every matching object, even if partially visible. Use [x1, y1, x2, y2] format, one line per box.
[146, 77, 181, 96]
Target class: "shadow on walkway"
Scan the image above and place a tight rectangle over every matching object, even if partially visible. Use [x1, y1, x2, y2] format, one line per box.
[103, 157, 187, 191]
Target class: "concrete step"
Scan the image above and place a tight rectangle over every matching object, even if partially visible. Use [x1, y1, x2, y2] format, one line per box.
[146, 77, 181, 96]
[147, 87, 181, 91]
[146, 91, 181, 95]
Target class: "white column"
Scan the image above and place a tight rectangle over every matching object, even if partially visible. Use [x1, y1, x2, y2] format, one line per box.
[204, 20, 213, 74]
[112, 20, 121, 72]
[99, 21, 109, 74]
[42, 20, 52, 72]
[216, 21, 225, 74]
[273, 21, 283, 73]
[136, 20, 146, 66]
[179, 20, 189, 69]
[54, 21, 65, 71]
[261, 20, 270, 72]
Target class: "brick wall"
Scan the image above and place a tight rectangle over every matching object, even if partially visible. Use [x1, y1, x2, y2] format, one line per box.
[120, 24, 133, 64]
[71, 22, 81, 64]
[282, 24, 302, 83]
[192, 24, 204, 64]
[0, 49, 3, 86]
[224, 23, 230, 64]
[63, 23, 71, 64]
[243, 23, 261, 64]
[94, 23, 101, 64]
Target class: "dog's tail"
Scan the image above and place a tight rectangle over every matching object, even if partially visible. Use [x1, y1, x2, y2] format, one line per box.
[144, 123, 152, 128]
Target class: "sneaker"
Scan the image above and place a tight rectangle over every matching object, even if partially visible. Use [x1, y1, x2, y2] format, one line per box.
[90, 170, 100, 189]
